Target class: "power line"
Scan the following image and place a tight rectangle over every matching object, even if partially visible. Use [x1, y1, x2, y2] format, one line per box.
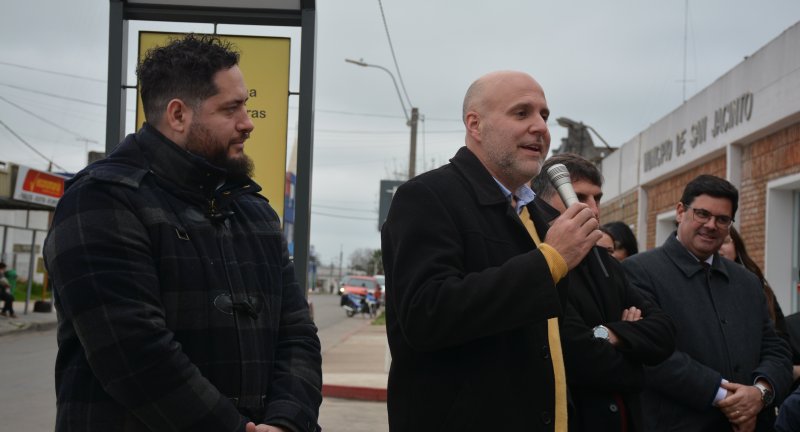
[0, 61, 106, 83]
[0, 83, 105, 107]
[0, 95, 92, 140]
[311, 108, 405, 119]
[316, 128, 461, 135]
[0, 119, 66, 172]
[376, 0, 413, 108]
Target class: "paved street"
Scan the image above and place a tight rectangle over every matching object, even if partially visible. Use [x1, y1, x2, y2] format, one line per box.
[0, 328, 57, 430]
[0, 293, 388, 431]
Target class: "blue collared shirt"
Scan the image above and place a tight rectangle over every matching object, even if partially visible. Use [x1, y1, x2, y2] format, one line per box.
[494, 179, 537, 215]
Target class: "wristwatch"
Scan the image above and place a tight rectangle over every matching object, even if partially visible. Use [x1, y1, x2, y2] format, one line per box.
[592, 325, 610, 340]
[754, 382, 775, 406]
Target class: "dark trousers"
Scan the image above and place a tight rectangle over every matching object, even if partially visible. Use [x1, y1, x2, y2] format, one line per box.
[1, 290, 14, 314]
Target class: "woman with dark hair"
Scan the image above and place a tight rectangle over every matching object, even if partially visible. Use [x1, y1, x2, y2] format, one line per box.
[719, 226, 799, 382]
[601, 221, 638, 261]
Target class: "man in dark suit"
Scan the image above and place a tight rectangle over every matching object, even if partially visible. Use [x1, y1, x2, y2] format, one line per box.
[381, 71, 602, 431]
[623, 175, 792, 432]
[531, 153, 676, 432]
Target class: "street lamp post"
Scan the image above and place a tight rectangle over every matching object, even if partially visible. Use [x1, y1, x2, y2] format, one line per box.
[346, 58, 418, 179]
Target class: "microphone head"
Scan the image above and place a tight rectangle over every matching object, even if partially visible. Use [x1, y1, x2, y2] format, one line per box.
[546, 163, 573, 188]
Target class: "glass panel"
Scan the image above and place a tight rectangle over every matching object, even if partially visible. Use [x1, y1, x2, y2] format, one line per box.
[793, 191, 800, 313]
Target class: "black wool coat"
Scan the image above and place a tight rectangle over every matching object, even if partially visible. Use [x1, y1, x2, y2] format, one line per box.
[623, 233, 792, 432]
[534, 199, 676, 432]
[381, 146, 569, 431]
[44, 124, 322, 432]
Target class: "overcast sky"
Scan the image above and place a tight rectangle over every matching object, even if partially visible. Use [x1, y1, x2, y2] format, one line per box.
[1, 1, 799, 267]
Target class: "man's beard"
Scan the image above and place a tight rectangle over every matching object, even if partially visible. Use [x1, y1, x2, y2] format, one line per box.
[186, 121, 254, 182]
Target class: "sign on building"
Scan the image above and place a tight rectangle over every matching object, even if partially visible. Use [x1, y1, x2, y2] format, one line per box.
[12, 165, 67, 208]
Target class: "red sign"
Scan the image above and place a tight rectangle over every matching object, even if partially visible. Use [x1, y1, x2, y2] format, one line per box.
[22, 170, 64, 198]
[12, 165, 68, 207]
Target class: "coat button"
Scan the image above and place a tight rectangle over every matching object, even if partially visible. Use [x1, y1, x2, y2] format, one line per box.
[542, 345, 550, 359]
[721, 318, 728, 324]
[609, 403, 618, 412]
[541, 411, 552, 424]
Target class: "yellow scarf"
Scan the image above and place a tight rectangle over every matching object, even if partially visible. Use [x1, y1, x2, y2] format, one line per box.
[519, 205, 567, 431]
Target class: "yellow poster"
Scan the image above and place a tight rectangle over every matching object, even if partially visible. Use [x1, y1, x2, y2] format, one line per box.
[136, 32, 291, 221]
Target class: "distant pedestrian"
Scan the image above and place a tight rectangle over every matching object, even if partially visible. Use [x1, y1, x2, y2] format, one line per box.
[0, 262, 16, 318]
[1, 262, 17, 296]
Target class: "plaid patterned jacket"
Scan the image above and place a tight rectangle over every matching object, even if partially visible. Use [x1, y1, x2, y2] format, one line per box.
[44, 125, 322, 431]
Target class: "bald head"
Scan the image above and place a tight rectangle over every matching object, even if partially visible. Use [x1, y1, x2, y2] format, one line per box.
[462, 71, 542, 124]
[461, 70, 551, 191]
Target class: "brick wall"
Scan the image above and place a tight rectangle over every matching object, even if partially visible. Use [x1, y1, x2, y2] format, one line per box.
[739, 121, 800, 270]
[600, 189, 638, 228]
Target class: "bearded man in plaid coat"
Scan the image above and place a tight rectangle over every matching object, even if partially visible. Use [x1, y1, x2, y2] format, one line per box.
[44, 34, 322, 432]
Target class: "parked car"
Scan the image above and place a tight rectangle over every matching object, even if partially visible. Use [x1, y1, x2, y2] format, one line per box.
[374, 275, 386, 294]
[374, 275, 386, 304]
[339, 275, 383, 305]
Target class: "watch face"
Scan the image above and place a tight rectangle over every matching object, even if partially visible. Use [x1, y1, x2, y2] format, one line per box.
[763, 389, 775, 405]
[756, 384, 775, 405]
[593, 326, 609, 339]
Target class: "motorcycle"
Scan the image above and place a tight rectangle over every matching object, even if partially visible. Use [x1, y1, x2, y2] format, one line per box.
[341, 292, 378, 318]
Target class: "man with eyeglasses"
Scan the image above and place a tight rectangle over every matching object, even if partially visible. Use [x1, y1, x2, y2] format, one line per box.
[623, 174, 792, 432]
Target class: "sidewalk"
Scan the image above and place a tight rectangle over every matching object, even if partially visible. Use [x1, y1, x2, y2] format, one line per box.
[321, 318, 389, 402]
[0, 300, 57, 337]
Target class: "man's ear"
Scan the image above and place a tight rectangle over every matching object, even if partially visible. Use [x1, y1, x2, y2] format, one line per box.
[675, 201, 685, 224]
[164, 98, 191, 134]
[465, 111, 481, 141]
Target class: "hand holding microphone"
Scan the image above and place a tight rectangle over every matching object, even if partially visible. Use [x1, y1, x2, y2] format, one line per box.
[542, 163, 603, 269]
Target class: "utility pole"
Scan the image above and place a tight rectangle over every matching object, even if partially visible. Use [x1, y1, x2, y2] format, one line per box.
[408, 107, 419, 179]
[338, 245, 343, 282]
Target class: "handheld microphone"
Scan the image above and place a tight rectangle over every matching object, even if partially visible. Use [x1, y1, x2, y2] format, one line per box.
[546, 163, 609, 276]
[546, 163, 579, 207]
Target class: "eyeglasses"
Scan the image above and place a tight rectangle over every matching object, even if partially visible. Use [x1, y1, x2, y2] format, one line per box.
[684, 205, 734, 228]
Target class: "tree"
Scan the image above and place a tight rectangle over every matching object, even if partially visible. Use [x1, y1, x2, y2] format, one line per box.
[348, 248, 383, 275]
[349, 248, 374, 273]
[370, 249, 384, 275]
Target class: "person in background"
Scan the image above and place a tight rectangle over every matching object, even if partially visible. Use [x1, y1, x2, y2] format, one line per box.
[719, 226, 799, 383]
[623, 174, 792, 431]
[1, 262, 17, 297]
[44, 34, 321, 432]
[532, 153, 676, 432]
[602, 221, 639, 261]
[381, 70, 601, 431]
[597, 227, 617, 256]
[0, 262, 16, 318]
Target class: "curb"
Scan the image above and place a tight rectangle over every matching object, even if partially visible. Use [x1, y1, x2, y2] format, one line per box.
[322, 384, 387, 402]
[0, 319, 58, 337]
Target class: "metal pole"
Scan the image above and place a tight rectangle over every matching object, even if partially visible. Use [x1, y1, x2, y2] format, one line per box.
[293, 5, 317, 293]
[23, 230, 35, 315]
[106, 0, 128, 153]
[1, 225, 7, 262]
[408, 107, 418, 179]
